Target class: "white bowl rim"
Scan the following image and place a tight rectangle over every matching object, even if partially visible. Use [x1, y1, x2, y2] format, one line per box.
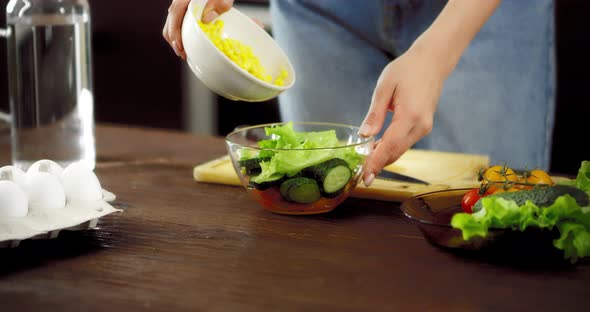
[225, 122, 375, 151]
[186, 0, 296, 91]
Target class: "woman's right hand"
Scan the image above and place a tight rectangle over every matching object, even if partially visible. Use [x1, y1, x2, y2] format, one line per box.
[163, 0, 234, 59]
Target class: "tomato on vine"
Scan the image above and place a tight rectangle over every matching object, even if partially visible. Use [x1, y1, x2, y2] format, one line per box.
[461, 187, 492, 214]
[481, 165, 518, 191]
[517, 169, 554, 190]
[463, 165, 554, 214]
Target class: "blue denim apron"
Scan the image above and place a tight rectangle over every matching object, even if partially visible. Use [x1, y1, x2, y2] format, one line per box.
[270, 0, 555, 169]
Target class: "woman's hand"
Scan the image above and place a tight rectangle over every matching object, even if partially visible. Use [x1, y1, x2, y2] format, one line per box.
[358, 0, 501, 187]
[163, 0, 234, 59]
[359, 46, 447, 187]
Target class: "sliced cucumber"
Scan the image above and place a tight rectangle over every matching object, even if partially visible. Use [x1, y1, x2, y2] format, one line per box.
[249, 173, 283, 190]
[305, 158, 352, 197]
[279, 177, 321, 204]
[239, 157, 271, 175]
[472, 185, 589, 212]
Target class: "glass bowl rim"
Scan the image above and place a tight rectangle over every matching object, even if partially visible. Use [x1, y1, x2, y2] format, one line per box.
[400, 188, 474, 228]
[225, 121, 375, 152]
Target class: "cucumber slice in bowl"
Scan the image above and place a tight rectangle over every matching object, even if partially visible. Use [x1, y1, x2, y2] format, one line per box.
[249, 173, 284, 190]
[305, 158, 352, 197]
[238, 157, 271, 175]
[279, 177, 321, 204]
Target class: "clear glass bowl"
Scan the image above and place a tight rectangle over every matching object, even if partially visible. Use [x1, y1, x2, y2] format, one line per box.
[226, 122, 373, 215]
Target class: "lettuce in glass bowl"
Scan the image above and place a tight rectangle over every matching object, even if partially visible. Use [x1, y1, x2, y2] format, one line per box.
[226, 122, 373, 215]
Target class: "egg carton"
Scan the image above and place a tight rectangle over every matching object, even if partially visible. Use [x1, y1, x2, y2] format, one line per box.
[0, 189, 122, 248]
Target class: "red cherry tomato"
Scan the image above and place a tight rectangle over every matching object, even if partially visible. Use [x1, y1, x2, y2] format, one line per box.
[461, 188, 484, 214]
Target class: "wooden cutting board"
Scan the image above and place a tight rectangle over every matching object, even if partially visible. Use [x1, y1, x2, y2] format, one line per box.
[193, 149, 490, 202]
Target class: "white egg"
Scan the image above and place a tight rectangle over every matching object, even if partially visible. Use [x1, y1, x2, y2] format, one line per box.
[0, 165, 27, 188]
[0, 180, 29, 218]
[26, 172, 66, 211]
[27, 159, 64, 177]
[61, 161, 103, 202]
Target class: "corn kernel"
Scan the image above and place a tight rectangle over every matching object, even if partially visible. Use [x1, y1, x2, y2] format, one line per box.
[198, 19, 288, 86]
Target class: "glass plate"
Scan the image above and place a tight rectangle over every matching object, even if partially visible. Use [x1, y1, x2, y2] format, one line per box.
[401, 189, 569, 265]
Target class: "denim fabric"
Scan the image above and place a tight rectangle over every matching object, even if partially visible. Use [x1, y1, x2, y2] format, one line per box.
[270, 0, 556, 170]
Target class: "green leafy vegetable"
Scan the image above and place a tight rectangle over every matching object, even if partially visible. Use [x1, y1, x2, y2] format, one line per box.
[245, 122, 364, 183]
[558, 161, 590, 195]
[451, 161, 590, 263]
[555, 222, 590, 262]
[250, 160, 284, 184]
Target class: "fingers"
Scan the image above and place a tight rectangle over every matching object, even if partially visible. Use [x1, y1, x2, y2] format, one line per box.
[163, 0, 234, 59]
[363, 113, 413, 186]
[203, 0, 234, 23]
[359, 64, 396, 138]
[163, 0, 191, 59]
[162, 17, 170, 43]
[362, 108, 433, 187]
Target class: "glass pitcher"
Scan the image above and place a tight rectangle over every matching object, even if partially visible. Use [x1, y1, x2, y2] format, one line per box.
[1, 0, 95, 170]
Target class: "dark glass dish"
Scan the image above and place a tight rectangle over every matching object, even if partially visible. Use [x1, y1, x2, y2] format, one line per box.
[401, 189, 568, 265]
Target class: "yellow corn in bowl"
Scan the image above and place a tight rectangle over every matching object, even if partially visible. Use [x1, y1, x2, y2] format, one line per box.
[181, 0, 295, 102]
[199, 20, 288, 86]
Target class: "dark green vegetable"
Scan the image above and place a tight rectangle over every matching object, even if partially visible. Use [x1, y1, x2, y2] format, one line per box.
[248, 174, 284, 190]
[279, 177, 321, 204]
[304, 158, 352, 197]
[473, 185, 589, 212]
[239, 157, 271, 175]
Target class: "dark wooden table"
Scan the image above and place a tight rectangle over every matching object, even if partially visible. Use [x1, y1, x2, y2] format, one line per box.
[0, 125, 588, 311]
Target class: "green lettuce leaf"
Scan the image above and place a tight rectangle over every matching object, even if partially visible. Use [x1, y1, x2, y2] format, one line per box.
[451, 193, 590, 263]
[246, 122, 365, 182]
[558, 161, 590, 195]
[451, 161, 590, 262]
[263, 122, 299, 148]
[554, 222, 590, 263]
[250, 160, 283, 184]
[574, 161, 590, 195]
[272, 149, 334, 176]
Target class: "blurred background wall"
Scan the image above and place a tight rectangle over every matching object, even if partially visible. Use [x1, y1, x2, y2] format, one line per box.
[0, 0, 588, 174]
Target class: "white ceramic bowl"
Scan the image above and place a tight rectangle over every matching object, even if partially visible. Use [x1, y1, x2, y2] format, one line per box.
[181, 0, 296, 102]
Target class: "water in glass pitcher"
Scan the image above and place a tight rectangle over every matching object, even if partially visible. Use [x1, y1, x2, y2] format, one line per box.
[7, 13, 95, 170]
